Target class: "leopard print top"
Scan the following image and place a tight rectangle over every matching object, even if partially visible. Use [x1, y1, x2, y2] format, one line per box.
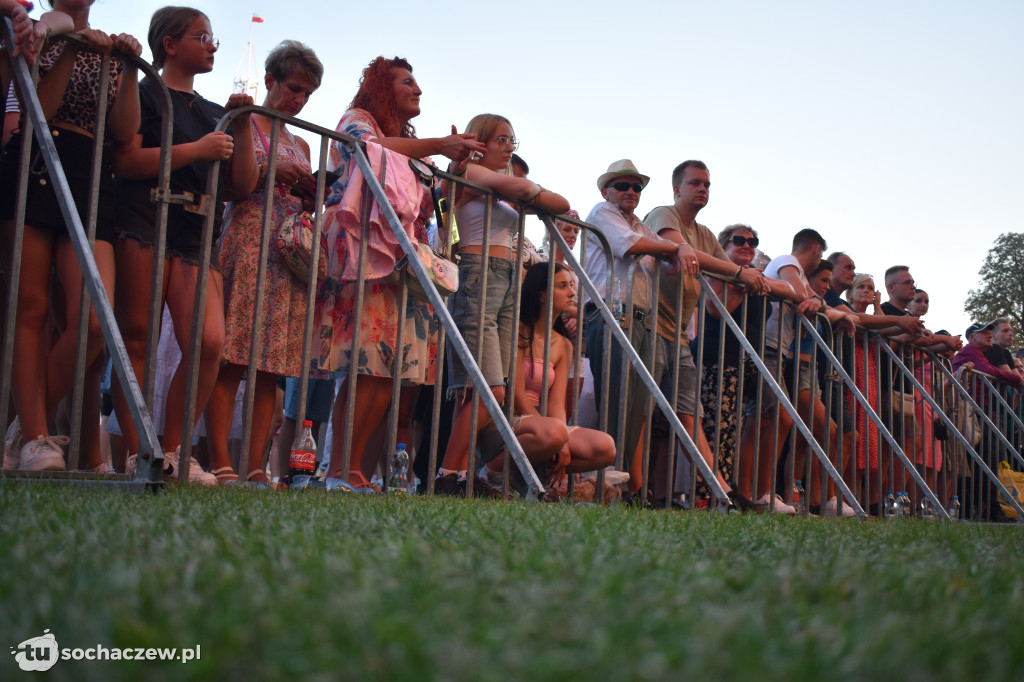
[38, 38, 124, 134]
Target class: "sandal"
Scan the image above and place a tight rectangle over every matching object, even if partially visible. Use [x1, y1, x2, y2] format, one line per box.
[243, 469, 269, 489]
[211, 466, 239, 485]
[347, 470, 382, 494]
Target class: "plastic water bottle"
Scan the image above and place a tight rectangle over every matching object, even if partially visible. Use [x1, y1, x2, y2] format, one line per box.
[883, 490, 898, 520]
[794, 480, 806, 516]
[898, 491, 911, 520]
[947, 495, 961, 522]
[388, 444, 410, 495]
[288, 420, 318, 483]
[920, 495, 935, 521]
[612, 278, 625, 322]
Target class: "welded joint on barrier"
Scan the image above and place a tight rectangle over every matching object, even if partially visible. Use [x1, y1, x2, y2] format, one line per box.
[149, 187, 211, 216]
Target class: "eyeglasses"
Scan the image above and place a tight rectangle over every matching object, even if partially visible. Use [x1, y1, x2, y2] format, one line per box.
[607, 181, 643, 193]
[729, 235, 759, 248]
[896, 278, 915, 287]
[187, 34, 220, 50]
[494, 135, 518, 151]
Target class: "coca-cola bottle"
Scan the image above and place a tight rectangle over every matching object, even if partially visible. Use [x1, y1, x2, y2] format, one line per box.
[288, 420, 317, 484]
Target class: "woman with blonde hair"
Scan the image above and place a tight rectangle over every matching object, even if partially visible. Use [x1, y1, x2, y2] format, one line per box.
[434, 113, 569, 494]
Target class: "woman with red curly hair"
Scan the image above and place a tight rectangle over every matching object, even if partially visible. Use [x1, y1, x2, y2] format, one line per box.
[316, 56, 485, 491]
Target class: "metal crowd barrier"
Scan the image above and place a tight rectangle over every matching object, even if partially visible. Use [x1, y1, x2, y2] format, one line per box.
[944, 366, 1024, 522]
[1, 22, 165, 487]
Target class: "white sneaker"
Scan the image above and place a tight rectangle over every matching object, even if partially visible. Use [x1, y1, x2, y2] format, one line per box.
[4, 417, 23, 469]
[477, 464, 504, 487]
[163, 447, 218, 485]
[756, 492, 797, 515]
[17, 435, 68, 471]
[824, 496, 857, 517]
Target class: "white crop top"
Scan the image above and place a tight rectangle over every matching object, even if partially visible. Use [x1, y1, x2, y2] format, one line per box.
[455, 195, 519, 249]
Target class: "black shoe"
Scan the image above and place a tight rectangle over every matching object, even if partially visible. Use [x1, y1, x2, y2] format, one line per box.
[434, 473, 465, 497]
[727, 490, 758, 513]
[622, 489, 653, 508]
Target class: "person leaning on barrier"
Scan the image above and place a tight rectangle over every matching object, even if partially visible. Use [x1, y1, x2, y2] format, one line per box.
[984, 318, 1017, 375]
[581, 159, 699, 501]
[952, 320, 1024, 520]
[693, 224, 792, 510]
[204, 40, 324, 487]
[1, 1, 142, 473]
[110, 6, 254, 483]
[642, 160, 765, 509]
[749, 229, 856, 515]
[825, 252, 925, 337]
[314, 56, 486, 492]
[0, 1, 75, 118]
[436, 113, 569, 496]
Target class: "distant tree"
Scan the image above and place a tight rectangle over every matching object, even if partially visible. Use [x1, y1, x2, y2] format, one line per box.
[964, 232, 1024, 342]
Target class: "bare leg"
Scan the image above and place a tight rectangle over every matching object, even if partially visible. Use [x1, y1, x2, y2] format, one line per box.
[326, 374, 393, 480]
[565, 426, 615, 473]
[162, 260, 224, 454]
[441, 385, 506, 472]
[10, 224, 56, 442]
[110, 238, 158, 455]
[205, 362, 244, 476]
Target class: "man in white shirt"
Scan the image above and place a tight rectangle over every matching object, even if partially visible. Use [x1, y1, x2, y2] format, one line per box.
[582, 160, 694, 498]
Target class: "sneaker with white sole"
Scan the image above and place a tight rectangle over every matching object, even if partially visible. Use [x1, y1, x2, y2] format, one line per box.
[756, 492, 798, 515]
[4, 417, 23, 469]
[17, 435, 68, 471]
[824, 496, 857, 517]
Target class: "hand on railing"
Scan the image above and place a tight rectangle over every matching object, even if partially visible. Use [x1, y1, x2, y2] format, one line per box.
[735, 265, 768, 294]
[6, 3, 34, 61]
[110, 31, 142, 58]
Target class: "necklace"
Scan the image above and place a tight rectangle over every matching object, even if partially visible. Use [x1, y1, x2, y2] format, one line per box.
[174, 89, 199, 108]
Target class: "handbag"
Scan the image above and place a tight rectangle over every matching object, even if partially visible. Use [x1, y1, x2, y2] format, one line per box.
[276, 209, 328, 284]
[385, 158, 459, 300]
[997, 461, 1024, 519]
[253, 123, 328, 283]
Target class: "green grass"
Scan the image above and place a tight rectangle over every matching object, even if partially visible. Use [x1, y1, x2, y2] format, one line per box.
[2, 483, 1024, 681]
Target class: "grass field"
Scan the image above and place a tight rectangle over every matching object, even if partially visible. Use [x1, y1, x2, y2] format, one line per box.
[2, 482, 1024, 681]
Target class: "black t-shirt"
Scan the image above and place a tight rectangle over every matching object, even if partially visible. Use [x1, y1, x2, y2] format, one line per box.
[116, 78, 227, 238]
[695, 293, 768, 368]
[986, 344, 1015, 370]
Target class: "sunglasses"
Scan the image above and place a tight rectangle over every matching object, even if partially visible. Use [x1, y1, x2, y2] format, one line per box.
[608, 181, 643, 193]
[730, 235, 759, 248]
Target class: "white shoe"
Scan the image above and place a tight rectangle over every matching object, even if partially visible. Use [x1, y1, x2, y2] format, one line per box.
[163, 446, 218, 485]
[756, 492, 797, 515]
[17, 435, 68, 471]
[824, 496, 857, 517]
[477, 464, 504, 488]
[4, 417, 23, 469]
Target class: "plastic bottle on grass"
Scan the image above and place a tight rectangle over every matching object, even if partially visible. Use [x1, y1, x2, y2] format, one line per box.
[898, 491, 911, 519]
[794, 480, 806, 516]
[883, 490, 898, 520]
[947, 495, 961, 521]
[288, 420, 318, 487]
[920, 495, 936, 520]
[388, 444, 410, 495]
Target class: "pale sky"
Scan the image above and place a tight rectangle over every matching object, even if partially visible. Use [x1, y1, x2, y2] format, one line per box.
[86, 0, 1024, 337]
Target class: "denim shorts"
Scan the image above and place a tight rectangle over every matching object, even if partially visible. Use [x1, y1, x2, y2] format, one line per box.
[283, 376, 337, 423]
[653, 334, 699, 417]
[447, 253, 515, 391]
[747, 346, 791, 417]
[0, 128, 117, 243]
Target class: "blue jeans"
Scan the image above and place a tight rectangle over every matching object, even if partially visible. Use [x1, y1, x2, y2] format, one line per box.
[446, 253, 515, 392]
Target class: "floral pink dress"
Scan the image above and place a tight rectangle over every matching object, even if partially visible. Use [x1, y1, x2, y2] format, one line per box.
[218, 124, 310, 377]
[313, 108, 436, 385]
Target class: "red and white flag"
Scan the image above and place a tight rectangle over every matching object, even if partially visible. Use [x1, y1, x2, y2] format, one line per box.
[252, 14, 265, 23]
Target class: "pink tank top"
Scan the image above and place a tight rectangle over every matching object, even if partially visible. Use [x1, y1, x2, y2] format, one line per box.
[521, 357, 555, 407]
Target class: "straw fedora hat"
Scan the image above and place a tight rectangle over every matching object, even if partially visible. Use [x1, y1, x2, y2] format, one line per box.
[596, 159, 650, 192]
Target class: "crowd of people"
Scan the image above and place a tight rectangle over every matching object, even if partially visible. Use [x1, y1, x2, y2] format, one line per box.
[2, 3, 1020, 519]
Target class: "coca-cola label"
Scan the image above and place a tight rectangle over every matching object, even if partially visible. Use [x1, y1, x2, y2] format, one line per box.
[289, 449, 316, 471]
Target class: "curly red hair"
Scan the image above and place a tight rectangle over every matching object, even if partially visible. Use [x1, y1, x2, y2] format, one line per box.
[349, 56, 416, 139]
